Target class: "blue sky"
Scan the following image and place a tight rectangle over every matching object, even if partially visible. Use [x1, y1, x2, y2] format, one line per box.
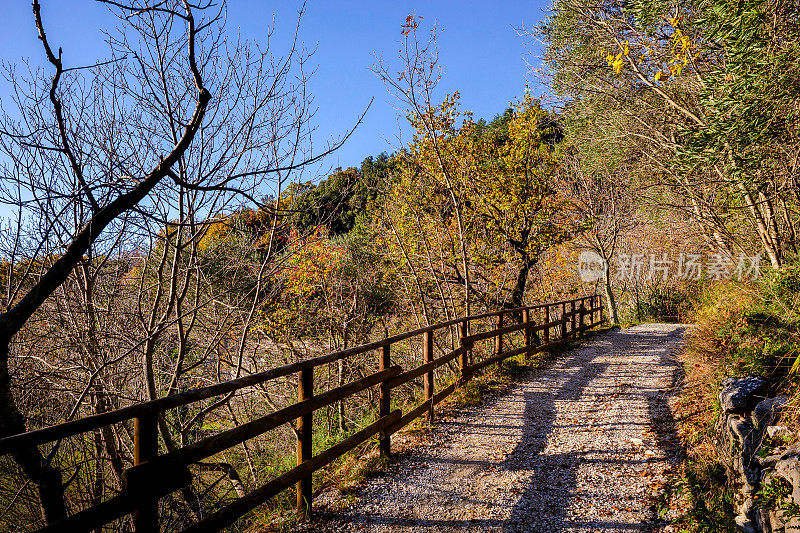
[0, 0, 550, 177]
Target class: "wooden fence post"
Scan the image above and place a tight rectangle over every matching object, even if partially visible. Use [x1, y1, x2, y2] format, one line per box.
[543, 305, 550, 344]
[579, 300, 586, 335]
[296, 368, 313, 516]
[379, 343, 392, 457]
[423, 330, 434, 422]
[495, 312, 503, 368]
[459, 320, 469, 380]
[522, 309, 530, 357]
[133, 413, 159, 533]
[598, 295, 604, 324]
[571, 300, 577, 337]
[561, 302, 567, 339]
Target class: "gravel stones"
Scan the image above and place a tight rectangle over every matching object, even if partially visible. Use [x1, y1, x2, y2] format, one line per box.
[309, 323, 686, 532]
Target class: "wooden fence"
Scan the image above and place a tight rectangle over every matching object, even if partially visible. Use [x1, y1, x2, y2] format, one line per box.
[0, 294, 602, 532]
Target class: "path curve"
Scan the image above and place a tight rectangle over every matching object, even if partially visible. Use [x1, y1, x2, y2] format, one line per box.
[312, 323, 686, 532]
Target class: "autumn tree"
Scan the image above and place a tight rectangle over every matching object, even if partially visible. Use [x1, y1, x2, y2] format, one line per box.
[373, 15, 476, 318]
[375, 84, 582, 327]
[472, 93, 581, 309]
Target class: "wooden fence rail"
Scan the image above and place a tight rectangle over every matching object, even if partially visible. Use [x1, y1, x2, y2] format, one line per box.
[0, 294, 603, 532]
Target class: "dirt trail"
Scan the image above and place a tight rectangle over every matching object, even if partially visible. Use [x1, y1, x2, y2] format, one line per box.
[311, 323, 686, 532]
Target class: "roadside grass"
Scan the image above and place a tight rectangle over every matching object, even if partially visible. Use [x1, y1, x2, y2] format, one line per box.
[667, 349, 737, 532]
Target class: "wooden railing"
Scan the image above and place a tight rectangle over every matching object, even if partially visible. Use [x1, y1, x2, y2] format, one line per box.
[0, 294, 603, 532]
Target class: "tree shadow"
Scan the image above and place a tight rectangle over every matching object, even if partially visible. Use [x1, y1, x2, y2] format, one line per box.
[502, 326, 685, 531]
[315, 326, 686, 532]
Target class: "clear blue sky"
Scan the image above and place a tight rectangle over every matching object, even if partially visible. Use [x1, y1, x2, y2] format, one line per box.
[0, 0, 550, 177]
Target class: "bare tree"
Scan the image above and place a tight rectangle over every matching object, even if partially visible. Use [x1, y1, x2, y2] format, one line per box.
[562, 155, 635, 323]
[0, 0, 359, 526]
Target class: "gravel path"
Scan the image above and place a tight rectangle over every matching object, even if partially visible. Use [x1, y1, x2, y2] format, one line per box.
[311, 324, 686, 532]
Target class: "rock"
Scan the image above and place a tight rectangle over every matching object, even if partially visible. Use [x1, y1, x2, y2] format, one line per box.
[740, 495, 756, 515]
[729, 415, 756, 443]
[720, 377, 767, 414]
[735, 512, 758, 533]
[724, 414, 762, 484]
[712, 379, 800, 532]
[766, 425, 792, 441]
[753, 397, 788, 430]
[755, 507, 785, 533]
[759, 453, 784, 468]
[774, 456, 800, 505]
[780, 443, 800, 459]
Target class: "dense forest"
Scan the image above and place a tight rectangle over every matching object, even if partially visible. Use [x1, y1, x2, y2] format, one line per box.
[0, 0, 798, 530]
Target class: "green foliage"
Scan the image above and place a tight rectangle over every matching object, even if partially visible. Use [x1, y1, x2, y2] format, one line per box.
[759, 256, 800, 325]
[471, 107, 514, 146]
[543, 0, 800, 269]
[623, 282, 701, 324]
[755, 476, 800, 516]
[687, 267, 800, 383]
[286, 154, 395, 237]
[624, 0, 670, 32]
[681, 0, 800, 182]
[672, 459, 737, 532]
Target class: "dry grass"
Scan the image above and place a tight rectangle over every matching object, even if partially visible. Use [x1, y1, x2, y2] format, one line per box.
[666, 330, 737, 532]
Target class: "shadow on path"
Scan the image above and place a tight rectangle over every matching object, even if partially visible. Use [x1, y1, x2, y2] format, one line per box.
[313, 324, 687, 532]
[500, 325, 686, 531]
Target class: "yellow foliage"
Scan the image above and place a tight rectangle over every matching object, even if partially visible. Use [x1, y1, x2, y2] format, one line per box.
[197, 219, 231, 253]
[603, 16, 697, 84]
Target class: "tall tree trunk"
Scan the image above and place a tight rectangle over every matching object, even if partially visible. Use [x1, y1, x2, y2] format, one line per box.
[510, 260, 533, 310]
[718, 155, 783, 268]
[603, 264, 619, 324]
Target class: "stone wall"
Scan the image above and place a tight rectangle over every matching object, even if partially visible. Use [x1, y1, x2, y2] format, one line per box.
[715, 377, 799, 532]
